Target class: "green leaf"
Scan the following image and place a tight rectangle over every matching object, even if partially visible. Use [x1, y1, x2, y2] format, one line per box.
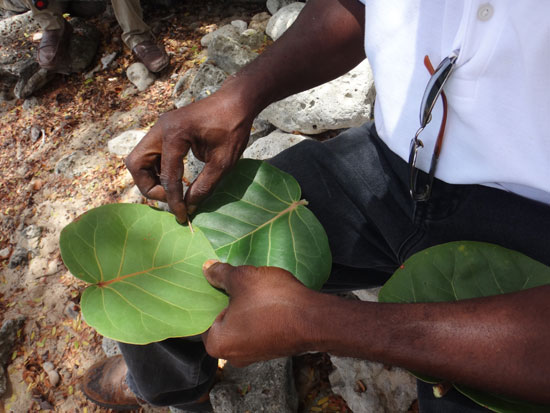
[193, 159, 332, 290]
[60, 160, 332, 344]
[60, 204, 226, 344]
[379, 241, 550, 413]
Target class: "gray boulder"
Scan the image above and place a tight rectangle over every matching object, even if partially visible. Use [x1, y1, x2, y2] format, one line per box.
[259, 59, 375, 134]
[0, 317, 25, 397]
[210, 358, 298, 413]
[108, 129, 147, 156]
[174, 62, 228, 108]
[266, 2, 305, 41]
[207, 35, 258, 75]
[243, 130, 307, 160]
[201, 24, 240, 48]
[266, 0, 302, 15]
[126, 62, 156, 91]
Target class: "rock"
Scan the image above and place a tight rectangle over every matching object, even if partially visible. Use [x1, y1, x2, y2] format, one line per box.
[174, 63, 227, 108]
[231, 19, 248, 33]
[22, 97, 39, 111]
[23, 225, 42, 240]
[210, 358, 298, 413]
[0, 317, 25, 397]
[101, 51, 118, 69]
[126, 63, 156, 91]
[121, 85, 139, 99]
[42, 361, 54, 372]
[200, 24, 240, 48]
[259, 59, 375, 134]
[46, 369, 60, 387]
[0, 247, 11, 260]
[14, 67, 55, 100]
[184, 151, 205, 184]
[65, 18, 101, 73]
[249, 117, 276, 144]
[239, 29, 264, 50]
[8, 246, 29, 268]
[120, 185, 144, 204]
[107, 129, 147, 156]
[266, 0, 301, 15]
[64, 302, 79, 320]
[249, 12, 271, 33]
[207, 35, 258, 75]
[266, 2, 305, 41]
[243, 130, 307, 160]
[30, 125, 42, 143]
[101, 337, 121, 357]
[329, 357, 417, 413]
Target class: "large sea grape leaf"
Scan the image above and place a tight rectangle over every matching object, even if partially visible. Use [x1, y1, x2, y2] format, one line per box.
[192, 159, 332, 291]
[378, 241, 550, 413]
[60, 204, 226, 344]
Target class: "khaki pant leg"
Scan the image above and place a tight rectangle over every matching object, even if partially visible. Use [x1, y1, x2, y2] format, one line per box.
[111, 0, 151, 49]
[20, 0, 64, 30]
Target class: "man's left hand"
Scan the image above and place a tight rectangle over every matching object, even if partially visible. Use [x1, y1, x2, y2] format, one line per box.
[201, 260, 320, 367]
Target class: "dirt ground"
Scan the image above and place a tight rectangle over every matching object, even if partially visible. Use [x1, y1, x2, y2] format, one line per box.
[0, 1, 355, 412]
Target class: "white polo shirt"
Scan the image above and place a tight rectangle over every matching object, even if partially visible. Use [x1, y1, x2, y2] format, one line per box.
[358, 0, 550, 204]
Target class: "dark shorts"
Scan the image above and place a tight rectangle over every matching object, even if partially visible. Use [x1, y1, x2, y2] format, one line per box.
[120, 123, 550, 412]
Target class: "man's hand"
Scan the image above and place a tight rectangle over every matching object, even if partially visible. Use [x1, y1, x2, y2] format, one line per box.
[201, 260, 320, 367]
[125, 91, 253, 223]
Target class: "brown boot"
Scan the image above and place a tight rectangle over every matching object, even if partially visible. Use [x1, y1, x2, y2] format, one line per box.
[81, 355, 143, 411]
[132, 40, 169, 73]
[37, 19, 73, 70]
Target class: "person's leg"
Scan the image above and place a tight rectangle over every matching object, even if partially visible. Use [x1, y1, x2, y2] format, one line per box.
[111, 0, 168, 72]
[111, 0, 150, 49]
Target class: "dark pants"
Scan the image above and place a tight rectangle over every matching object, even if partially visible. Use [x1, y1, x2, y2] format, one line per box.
[119, 123, 550, 412]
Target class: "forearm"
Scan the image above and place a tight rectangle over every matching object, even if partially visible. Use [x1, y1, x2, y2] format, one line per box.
[303, 285, 550, 403]
[219, 0, 366, 117]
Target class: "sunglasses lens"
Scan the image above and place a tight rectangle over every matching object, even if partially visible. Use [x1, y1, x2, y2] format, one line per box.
[419, 56, 456, 126]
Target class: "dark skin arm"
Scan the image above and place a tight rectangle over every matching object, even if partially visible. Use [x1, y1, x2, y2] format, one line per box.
[202, 261, 550, 404]
[125, 0, 366, 222]
[126, 0, 550, 404]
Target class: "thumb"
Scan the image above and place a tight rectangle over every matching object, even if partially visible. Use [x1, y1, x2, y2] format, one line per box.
[203, 260, 238, 294]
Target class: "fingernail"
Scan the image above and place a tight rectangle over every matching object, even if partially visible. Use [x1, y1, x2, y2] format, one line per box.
[203, 259, 219, 271]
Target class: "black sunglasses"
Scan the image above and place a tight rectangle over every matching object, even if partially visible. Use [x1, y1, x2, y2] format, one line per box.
[409, 51, 458, 201]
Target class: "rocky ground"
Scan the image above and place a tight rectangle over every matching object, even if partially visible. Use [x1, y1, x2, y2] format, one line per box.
[0, 1, 363, 412]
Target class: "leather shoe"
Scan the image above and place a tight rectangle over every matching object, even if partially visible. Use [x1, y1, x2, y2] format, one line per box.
[37, 19, 73, 70]
[132, 40, 169, 73]
[81, 355, 143, 411]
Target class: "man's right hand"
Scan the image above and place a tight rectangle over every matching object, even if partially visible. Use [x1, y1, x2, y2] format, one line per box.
[124, 90, 254, 223]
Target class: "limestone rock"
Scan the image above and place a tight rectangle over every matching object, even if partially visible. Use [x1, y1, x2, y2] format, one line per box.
[266, 0, 301, 15]
[201, 24, 240, 48]
[173, 62, 228, 108]
[239, 28, 264, 50]
[243, 130, 307, 160]
[183, 151, 205, 185]
[207, 35, 258, 75]
[231, 19, 248, 33]
[266, 2, 305, 41]
[54, 151, 107, 178]
[210, 358, 298, 413]
[0, 317, 25, 397]
[259, 59, 375, 134]
[102, 337, 121, 357]
[126, 63, 156, 91]
[108, 129, 147, 156]
[249, 12, 271, 33]
[329, 357, 417, 413]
